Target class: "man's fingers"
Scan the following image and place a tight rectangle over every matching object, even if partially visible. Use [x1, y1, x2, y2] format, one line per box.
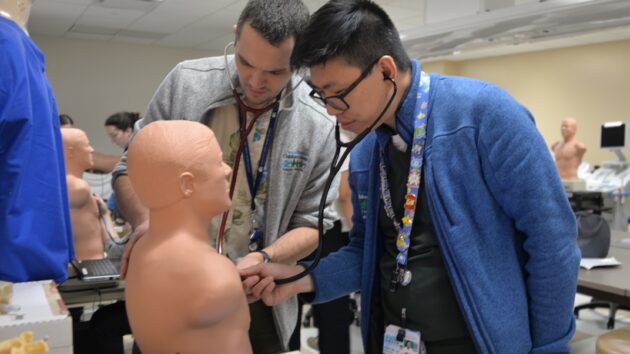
[238, 263, 264, 277]
[241, 275, 261, 292]
[260, 282, 277, 306]
[251, 276, 274, 298]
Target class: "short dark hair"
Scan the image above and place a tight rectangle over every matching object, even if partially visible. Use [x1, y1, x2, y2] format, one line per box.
[105, 111, 140, 131]
[291, 0, 411, 72]
[59, 114, 74, 127]
[235, 0, 309, 46]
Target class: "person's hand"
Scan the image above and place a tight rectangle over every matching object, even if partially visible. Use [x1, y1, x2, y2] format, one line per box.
[236, 252, 266, 303]
[239, 263, 311, 306]
[93, 195, 109, 217]
[118, 220, 149, 279]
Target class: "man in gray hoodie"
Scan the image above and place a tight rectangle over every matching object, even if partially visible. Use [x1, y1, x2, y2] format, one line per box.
[111, 0, 339, 353]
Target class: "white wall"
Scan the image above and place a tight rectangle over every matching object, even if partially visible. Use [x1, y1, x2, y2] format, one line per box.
[33, 35, 219, 154]
[424, 38, 630, 167]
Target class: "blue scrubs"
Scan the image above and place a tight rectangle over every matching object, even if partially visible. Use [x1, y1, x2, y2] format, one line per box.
[0, 16, 74, 283]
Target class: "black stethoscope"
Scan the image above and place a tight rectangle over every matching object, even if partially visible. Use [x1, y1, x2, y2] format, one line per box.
[276, 73, 398, 285]
[218, 42, 398, 284]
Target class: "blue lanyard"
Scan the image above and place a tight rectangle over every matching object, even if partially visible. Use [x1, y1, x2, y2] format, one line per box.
[239, 102, 280, 211]
[379, 71, 430, 289]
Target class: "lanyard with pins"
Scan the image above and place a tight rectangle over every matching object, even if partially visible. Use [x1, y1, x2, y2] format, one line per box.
[378, 71, 430, 292]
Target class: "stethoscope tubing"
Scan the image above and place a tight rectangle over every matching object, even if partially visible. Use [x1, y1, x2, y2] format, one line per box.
[275, 77, 398, 284]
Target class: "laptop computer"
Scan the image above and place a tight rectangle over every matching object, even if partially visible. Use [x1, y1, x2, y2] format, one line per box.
[71, 258, 120, 282]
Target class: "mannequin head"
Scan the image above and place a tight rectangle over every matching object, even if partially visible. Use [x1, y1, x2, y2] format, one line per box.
[127, 121, 231, 216]
[0, 0, 34, 31]
[561, 117, 578, 141]
[104, 111, 140, 149]
[61, 128, 94, 174]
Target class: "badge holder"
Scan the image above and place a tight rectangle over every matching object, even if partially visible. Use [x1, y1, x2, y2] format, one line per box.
[383, 308, 423, 354]
[248, 217, 263, 252]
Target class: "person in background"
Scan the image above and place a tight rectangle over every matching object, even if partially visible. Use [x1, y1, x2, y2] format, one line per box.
[103, 111, 140, 217]
[551, 117, 587, 180]
[112, 0, 338, 352]
[0, 0, 74, 283]
[60, 113, 75, 127]
[104, 111, 140, 149]
[240, 1, 580, 353]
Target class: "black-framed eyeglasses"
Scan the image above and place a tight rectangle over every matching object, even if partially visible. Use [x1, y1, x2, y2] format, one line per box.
[308, 58, 381, 112]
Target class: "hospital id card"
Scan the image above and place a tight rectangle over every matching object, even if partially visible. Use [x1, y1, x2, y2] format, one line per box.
[383, 324, 423, 354]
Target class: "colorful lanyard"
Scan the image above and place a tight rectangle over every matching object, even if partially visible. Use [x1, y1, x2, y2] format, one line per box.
[378, 71, 430, 292]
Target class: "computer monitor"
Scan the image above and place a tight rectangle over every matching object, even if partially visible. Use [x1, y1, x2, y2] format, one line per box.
[601, 121, 626, 149]
[601, 121, 627, 161]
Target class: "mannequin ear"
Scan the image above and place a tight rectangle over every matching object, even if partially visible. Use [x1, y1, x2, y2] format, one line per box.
[178, 172, 195, 198]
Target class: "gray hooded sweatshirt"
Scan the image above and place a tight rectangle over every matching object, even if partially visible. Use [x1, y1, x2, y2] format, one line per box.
[112, 55, 340, 349]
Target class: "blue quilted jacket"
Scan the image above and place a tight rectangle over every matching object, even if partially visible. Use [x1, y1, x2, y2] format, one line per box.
[308, 60, 580, 353]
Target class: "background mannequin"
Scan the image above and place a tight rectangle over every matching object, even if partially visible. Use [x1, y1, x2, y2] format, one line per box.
[0, 0, 74, 283]
[62, 128, 117, 260]
[551, 117, 587, 180]
[125, 120, 251, 354]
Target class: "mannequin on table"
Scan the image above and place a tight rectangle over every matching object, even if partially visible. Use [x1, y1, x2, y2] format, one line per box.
[551, 117, 587, 180]
[61, 128, 118, 260]
[125, 120, 252, 354]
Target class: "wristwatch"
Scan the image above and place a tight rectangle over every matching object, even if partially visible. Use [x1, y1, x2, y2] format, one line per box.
[256, 250, 271, 264]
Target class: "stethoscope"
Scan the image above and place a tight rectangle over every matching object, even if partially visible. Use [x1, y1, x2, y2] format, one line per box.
[275, 73, 398, 285]
[217, 41, 398, 284]
[216, 42, 303, 255]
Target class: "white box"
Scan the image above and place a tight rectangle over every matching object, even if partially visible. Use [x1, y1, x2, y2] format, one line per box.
[0, 280, 72, 354]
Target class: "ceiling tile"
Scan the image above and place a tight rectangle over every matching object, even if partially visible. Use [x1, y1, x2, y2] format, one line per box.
[128, 12, 201, 33]
[65, 31, 114, 41]
[151, 0, 237, 16]
[29, 1, 86, 36]
[75, 6, 145, 29]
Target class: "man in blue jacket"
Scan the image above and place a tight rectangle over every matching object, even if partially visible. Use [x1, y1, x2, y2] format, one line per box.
[240, 0, 581, 353]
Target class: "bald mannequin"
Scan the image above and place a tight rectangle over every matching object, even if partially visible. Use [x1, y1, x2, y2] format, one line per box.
[62, 128, 112, 260]
[0, 0, 32, 32]
[124, 121, 251, 354]
[551, 117, 587, 180]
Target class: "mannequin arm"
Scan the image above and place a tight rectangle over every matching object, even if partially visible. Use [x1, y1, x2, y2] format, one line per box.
[91, 152, 119, 173]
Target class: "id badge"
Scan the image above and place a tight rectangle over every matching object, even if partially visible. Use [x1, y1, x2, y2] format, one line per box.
[383, 324, 423, 354]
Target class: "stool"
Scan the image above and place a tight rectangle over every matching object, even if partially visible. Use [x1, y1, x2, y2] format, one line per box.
[596, 328, 630, 354]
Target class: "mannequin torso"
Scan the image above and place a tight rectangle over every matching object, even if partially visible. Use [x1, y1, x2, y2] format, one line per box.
[126, 232, 251, 354]
[62, 128, 106, 260]
[552, 117, 586, 180]
[124, 120, 251, 354]
[66, 176, 106, 259]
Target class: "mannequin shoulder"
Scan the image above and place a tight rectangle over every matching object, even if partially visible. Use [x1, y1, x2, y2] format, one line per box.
[577, 141, 587, 151]
[66, 177, 92, 207]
